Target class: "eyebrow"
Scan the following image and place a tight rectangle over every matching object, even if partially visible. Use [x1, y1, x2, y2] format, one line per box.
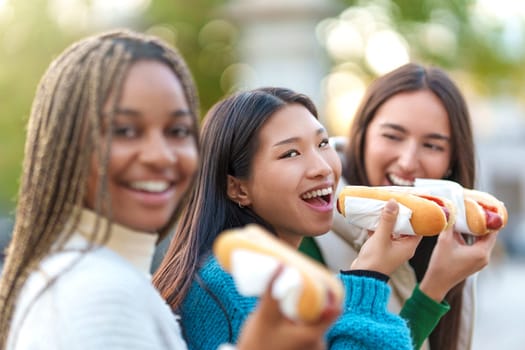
[272, 127, 326, 147]
[114, 108, 192, 118]
[379, 122, 450, 141]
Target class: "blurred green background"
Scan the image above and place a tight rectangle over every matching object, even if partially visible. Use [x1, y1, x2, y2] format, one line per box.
[1, 0, 525, 214]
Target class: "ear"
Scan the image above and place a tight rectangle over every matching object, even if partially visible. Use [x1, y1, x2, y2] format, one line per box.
[227, 175, 251, 207]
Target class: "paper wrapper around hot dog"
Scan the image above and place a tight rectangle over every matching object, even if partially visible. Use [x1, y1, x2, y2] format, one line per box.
[414, 178, 470, 234]
[229, 249, 303, 320]
[343, 197, 416, 235]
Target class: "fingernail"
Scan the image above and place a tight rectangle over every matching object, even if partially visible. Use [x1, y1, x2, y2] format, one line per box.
[385, 199, 398, 213]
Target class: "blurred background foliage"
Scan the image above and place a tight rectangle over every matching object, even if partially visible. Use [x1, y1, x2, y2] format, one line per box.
[337, 0, 525, 94]
[1, 0, 525, 213]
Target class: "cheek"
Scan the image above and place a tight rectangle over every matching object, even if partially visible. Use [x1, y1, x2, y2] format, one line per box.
[423, 153, 451, 178]
[326, 150, 342, 181]
[177, 144, 199, 176]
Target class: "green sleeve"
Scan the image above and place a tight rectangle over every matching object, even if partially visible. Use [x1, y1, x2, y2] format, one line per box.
[400, 284, 450, 350]
[298, 237, 325, 265]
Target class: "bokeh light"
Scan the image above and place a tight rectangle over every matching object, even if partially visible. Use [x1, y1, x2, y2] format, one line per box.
[365, 29, 409, 75]
[322, 65, 366, 136]
[220, 63, 257, 93]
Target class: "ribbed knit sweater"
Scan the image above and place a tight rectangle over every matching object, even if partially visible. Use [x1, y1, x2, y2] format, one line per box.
[180, 256, 413, 350]
[7, 209, 188, 350]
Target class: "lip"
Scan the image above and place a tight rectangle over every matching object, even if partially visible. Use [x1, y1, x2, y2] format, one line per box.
[303, 197, 334, 213]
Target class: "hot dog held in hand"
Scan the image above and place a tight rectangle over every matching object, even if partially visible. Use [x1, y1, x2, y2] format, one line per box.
[337, 185, 456, 236]
[413, 179, 508, 236]
[463, 189, 508, 235]
[213, 224, 344, 323]
[337, 179, 508, 238]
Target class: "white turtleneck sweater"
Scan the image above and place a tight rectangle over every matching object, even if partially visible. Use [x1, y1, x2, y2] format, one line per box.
[7, 209, 188, 350]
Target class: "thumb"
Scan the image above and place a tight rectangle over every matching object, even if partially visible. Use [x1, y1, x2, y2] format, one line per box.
[375, 199, 399, 241]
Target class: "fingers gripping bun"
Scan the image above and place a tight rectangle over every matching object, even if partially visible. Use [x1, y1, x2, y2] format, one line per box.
[213, 224, 344, 323]
[337, 186, 454, 236]
[464, 189, 508, 235]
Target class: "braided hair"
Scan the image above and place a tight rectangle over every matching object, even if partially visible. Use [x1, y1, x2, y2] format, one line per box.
[0, 29, 199, 348]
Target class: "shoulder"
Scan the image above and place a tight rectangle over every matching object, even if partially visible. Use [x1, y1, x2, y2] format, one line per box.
[183, 255, 244, 308]
[26, 247, 153, 311]
[182, 255, 258, 312]
[180, 255, 255, 349]
[11, 248, 182, 349]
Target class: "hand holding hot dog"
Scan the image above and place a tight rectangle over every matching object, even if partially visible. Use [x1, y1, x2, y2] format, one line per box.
[420, 226, 499, 302]
[237, 266, 340, 350]
[351, 200, 422, 275]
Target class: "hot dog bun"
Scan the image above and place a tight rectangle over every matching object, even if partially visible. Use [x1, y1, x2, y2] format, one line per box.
[337, 185, 455, 236]
[213, 224, 344, 323]
[463, 189, 508, 235]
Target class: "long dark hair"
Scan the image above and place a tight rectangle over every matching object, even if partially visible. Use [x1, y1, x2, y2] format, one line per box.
[0, 29, 200, 349]
[343, 63, 475, 350]
[152, 87, 318, 312]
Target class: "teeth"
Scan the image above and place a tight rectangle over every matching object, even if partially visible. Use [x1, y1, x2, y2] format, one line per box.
[302, 187, 332, 199]
[129, 181, 170, 193]
[388, 174, 414, 186]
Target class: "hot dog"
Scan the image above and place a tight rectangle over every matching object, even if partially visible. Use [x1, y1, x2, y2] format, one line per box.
[213, 224, 344, 323]
[463, 189, 508, 235]
[337, 185, 455, 236]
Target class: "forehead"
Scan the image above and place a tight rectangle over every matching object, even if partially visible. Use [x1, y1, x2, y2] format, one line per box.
[257, 103, 323, 143]
[372, 90, 450, 135]
[120, 60, 184, 98]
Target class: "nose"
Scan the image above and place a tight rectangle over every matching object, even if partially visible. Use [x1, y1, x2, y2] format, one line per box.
[306, 149, 333, 179]
[140, 132, 176, 168]
[397, 141, 419, 173]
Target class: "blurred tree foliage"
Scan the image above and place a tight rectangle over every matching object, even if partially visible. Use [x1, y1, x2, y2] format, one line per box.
[340, 0, 525, 94]
[0, 0, 81, 213]
[142, 0, 235, 113]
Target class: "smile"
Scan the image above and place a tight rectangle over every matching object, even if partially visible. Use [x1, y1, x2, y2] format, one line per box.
[300, 186, 333, 212]
[128, 180, 171, 193]
[301, 187, 332, 200]
[387, 174, 414, 186]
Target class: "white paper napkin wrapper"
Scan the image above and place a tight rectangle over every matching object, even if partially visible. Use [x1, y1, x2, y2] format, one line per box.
[229, 249, 303, 320]
[343, 197, 416, 235]
[414, 178, 470, 234]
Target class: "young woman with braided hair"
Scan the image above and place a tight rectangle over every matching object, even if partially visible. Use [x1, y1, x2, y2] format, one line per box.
[0, 30, 339, 350]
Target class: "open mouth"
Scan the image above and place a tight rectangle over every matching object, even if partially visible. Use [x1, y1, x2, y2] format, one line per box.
[301, 187, 333, 206]
[387, 174, 414, 186]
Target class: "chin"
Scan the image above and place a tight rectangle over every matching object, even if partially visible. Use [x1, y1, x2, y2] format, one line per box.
[309, 224, 332, 237]
[121, 218, 169, 233]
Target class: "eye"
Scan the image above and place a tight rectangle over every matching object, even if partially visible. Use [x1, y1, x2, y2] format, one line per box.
[382, 133, 402, 141]
[112, 125, 138, 138]
[423, 142, 445, 152]
[280, 149, 300, 158]
[167, 125, 192, 139]
[319, 138, 329, 148]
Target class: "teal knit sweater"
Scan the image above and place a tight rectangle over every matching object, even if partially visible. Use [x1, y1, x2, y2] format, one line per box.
[180, 256, 413, 350]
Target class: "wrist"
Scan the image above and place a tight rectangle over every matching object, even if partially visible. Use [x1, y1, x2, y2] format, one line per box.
[419, 278, 447, 302]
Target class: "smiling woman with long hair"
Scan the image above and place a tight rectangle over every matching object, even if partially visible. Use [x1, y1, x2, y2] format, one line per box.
[153, 87, 423, 350]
